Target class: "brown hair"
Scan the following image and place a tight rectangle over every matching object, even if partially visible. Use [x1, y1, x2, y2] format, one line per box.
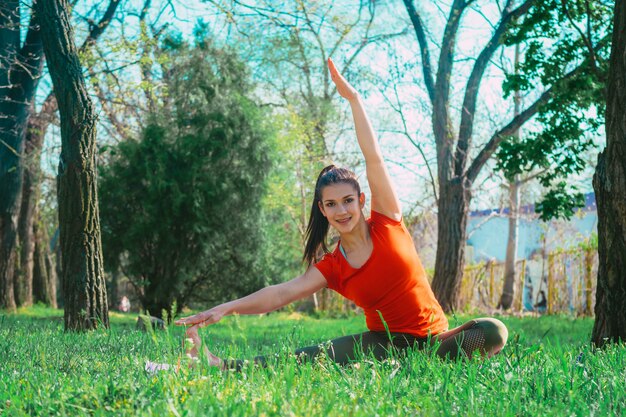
[303, 165, 361, 265]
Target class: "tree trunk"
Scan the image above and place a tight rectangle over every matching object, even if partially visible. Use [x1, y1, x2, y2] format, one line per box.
[431, 178, 472, 312]
[107, 269, 120, 310]
[140, 271, 179, 320]
[10, 0, 119, 310]
[499, 178, 520, 310]
[45, 247, 58, 309]
[52, 229, 63, 308]
[32, 206, 57, 308]
[0, 0, 20, 312]
[15, 131, 38, 307]
[33, 217, 50, 306]
[15, 162, 34, 307]
[591, 0, 626, 346]
[0, 220, 19, 311]
[0, 0, 44, 311]
[15, 98, 57, 307]
[499, 43, 523, 311]
[35, 0, 109, 330]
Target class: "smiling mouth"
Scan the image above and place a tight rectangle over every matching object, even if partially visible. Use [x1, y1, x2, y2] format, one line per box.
[336, 217, 351, 224]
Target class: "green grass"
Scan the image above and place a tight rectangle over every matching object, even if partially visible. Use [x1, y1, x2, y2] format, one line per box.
[1, 306, 624, 416]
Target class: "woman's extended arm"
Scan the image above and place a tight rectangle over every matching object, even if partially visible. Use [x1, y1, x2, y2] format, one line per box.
[328, 58, 402, 221]
[175, 267, 327, 327]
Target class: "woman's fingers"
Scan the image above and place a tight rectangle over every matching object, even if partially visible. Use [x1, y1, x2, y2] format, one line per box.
[175, 310, 222, 326]
[175, 315, 199, 326]
[328, 57, 338, 78]
[327, 57, 357, 100]
[176, 312, 208, 326]
[328, 58, 344, 84]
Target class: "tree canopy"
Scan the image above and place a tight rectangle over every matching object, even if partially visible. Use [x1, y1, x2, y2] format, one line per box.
[497, 0, 611, 220]
[99, 33, 272, 316]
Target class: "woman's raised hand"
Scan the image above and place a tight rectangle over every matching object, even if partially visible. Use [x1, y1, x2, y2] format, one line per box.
[175, 306, 225, 328]
[328, 58, 358, 101]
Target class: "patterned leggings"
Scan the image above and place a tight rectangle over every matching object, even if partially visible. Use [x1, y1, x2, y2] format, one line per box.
[225, 317, 508, 370]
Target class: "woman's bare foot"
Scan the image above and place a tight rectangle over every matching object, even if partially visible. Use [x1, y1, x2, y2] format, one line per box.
[185, 325, 224, 369]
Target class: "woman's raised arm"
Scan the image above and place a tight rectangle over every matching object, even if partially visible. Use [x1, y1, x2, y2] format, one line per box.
[328, 58, 402, 221]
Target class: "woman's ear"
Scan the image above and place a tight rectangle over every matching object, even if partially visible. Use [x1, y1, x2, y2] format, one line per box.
[359, 192, 366, 209]
[317, 201, 327, 217]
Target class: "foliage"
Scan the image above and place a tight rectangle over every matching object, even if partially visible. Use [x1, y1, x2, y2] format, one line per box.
[3, 307, 626, 416]
[99, 33, 272, 316]
[201, 1, 400, 279]
[497, 0, 612, 220]
[577, 232, 598, 251]
[257, 111, 318, 284]
[534, 181, 586, 221]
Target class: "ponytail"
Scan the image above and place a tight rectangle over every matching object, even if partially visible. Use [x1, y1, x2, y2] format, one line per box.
[303, 165, 361, 265]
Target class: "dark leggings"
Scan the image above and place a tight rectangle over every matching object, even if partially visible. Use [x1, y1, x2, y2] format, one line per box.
[225, 318, 508, 370]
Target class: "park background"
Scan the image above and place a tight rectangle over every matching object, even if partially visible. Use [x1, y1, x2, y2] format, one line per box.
[1, 0, 625, 416]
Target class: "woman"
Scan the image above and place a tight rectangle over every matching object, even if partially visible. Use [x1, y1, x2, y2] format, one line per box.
[175, 58, 508, 370]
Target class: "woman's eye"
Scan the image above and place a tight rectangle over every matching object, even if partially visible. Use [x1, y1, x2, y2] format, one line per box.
[345, 198, 354, 203]
[326, 202, 335, 207]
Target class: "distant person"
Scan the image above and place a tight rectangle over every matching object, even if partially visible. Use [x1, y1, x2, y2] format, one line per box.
[118, 296, 130, 313]
[175, 58, 508, 370]
[523, 276, 534, 311]
[534, 290, 547, 313]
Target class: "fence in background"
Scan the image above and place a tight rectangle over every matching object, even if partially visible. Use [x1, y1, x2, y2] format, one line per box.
[313, 247, 598, 316]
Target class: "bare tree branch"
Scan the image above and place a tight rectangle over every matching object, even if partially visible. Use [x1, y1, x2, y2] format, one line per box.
[83, 0, 121, 49]
[16, 3, 44, 87]
[299, 0, 332, 98]
[402, 0, 435, 104]
[0, 1, 20, 85]
[230, 0, 300, 28]
[35, 0, 122, 120]
[433, 0, 475, 182]
[455, 0, 533, 177]
[328, 0, 371, 97]
[466, 88, 549, 184]
[467, 28, 610, 184]
[383, 76, 438, 203]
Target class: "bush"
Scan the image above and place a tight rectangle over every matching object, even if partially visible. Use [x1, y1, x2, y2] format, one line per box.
[99, 35, 272, 317]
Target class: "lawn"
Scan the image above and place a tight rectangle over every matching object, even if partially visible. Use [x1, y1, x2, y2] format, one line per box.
[1, 306, 624, 416]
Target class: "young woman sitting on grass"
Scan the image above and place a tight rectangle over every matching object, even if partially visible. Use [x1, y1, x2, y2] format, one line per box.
[175, 58, 508, 370]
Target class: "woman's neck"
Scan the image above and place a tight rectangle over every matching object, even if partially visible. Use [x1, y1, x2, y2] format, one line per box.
[338, 215, 369, 252]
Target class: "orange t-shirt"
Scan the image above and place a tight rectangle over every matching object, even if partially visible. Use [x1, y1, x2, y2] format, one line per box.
[314, 211, 448, 337]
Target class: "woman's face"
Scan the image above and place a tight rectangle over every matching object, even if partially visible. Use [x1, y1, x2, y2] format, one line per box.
[318, 183, 365, 234]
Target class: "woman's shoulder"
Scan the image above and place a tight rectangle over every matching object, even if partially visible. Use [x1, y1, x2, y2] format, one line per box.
[313, 245, 343, 289]
[369, 210, 403, 226]
[315, 244, 341, 268]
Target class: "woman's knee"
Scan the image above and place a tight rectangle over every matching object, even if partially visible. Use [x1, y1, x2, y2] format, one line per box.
[474, 317, 508, 354]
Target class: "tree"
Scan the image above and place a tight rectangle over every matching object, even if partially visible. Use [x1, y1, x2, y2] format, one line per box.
[591, 0, 626, 346]
[402, 0, 611, 311]
[99, 34, 272, 317]
[0, 0, 44, 310]
[499, 43, 523, 310]
[15, 0, 121, 311]
[35, 0, 109, 330]
[0, 0, 121, 312]
[499, 41, 538, 310]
